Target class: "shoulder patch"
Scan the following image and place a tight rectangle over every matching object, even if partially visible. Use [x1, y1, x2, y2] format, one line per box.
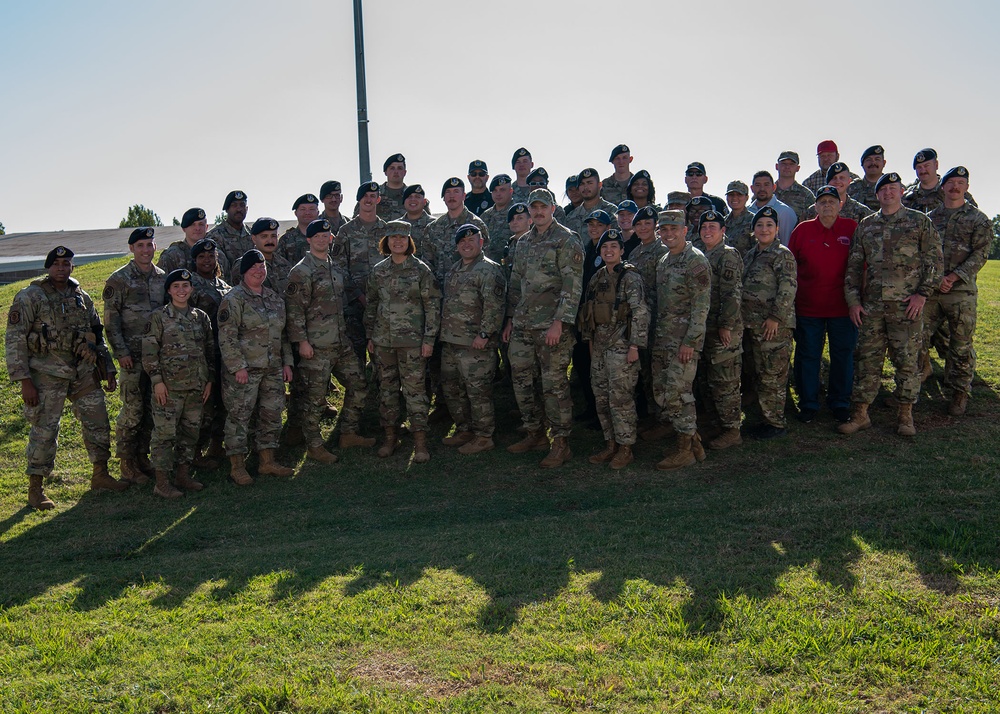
[144, 320, 152, 334]
[573, 250, 583, 264]
[219, 308, 230, 323]
[103, 286, 115, 300]
[286, 282, 298, 296]
[697, 272, 710, 288]
[691, 262, 708, 275]
[723, 268, 735, 281]
[8, 309, 20, 325]
[493, 276, 505, 298]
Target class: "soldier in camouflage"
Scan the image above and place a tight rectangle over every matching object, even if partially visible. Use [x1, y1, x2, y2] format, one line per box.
[848, 145, 885, 212]
[319, 180, 350, 235]
[802, 162, 872, 223]
[773, 151, 816, 223]
[724, 182, 754, 258]
[601, 144, 633, 206]
[564, 168, 618, 241]
[276, 193, 320, 267]
[803, 140, 847, 194]
[685, 196, 715, 246]
[564, 175, 583, 217]
[6, 246, 127, 510]
[159, 207, 230, 277]
[206, 190, 252, 268]
[481, 174, 515, 263]
[626, 170, 658, 212]
[422, 177, 490, 285]
[510, 147, 535, 205]
[375, 153, 409, 221]
[684, 161, 728, 215]
[398, 185, 435, 260]
[232, 217, 294, 298]
[840, 173, 943, 437]
[903, 149, 978, 214]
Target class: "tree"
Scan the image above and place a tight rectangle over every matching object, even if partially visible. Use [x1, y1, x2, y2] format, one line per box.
[991, 215, 1000, 260]
[119, 204, 163, 229]
[172, 217, 181, 226]
[0, 221, 5, 236]
[213, 213, 226, 226]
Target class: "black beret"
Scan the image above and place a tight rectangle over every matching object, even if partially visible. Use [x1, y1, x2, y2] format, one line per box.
[627, 170, 651, 189]
[44, 245, 74, 268]
[468, 159, 488, 174]
[164, 268, 192, 292]
[585, 209, 612, 225]
[453, 223, 481, 244]
[826, 162, 850, 183]
[292, 194, 319, 210]
[609, 144, 630, 161]
[319, 181, 342, 199]
[190, 238, 218, 261]
[633, 205, 657, 223]
[912, 148, 937, 168]
[240, 250, 265, 275]
[181, 207, 206, 229]
[698, 210, 725, 230]
[526, 167, 549, 186]
[441, 177, 465, 197]
[686, 161, 707, 174]
[565, 174, 580, 189]
[579, 167, 599, 180]
[596, 229, 624, 251]
[874, 172, 902, 193]
[941, 166, 969, 186]
[223, 190, 247, 211]
[128, 227, 155, 244]
[814, 185, 840, 201]
[686, 196, 713, 209]
[511, 147, 531, 168]
[860, 145, 884, 163]
[751, 205, 779, 229]
[356, 182, 380, 201]
[507, 203, 528, 222]
[306, 218, 332, 238]
[403, 184, 425, 200]
[383, 153, 405, 171]
[490, 174, 512, 191]
[250, 217, 280, 235]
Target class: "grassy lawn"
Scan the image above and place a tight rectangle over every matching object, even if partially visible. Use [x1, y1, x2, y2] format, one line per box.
[1, 259, 999, 712]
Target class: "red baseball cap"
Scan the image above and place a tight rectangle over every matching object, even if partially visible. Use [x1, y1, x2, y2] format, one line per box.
[816, 140, 838, 154]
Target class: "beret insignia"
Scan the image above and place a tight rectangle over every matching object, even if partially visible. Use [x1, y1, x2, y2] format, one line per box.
[219, 308, 230, 323]
[103, 286, 115, 300]
[197, 209, 205, 219]
[306, 194, 316, 202]
[180, 270, 191, 280]
[235, 191, 245, 200]
[517, 149, 527, 156]
[56, 247, 67, 257]
[958, 168, 967, 176]
[8, 309, 20, 325]
[915, 152, 926, 163]
[450, 178, 460, 187]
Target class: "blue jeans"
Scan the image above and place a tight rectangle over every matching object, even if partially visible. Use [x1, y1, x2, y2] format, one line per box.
[793, 316, 858, 411]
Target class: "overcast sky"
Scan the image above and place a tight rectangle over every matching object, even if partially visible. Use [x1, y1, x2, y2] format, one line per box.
[3, 0, 998, 234]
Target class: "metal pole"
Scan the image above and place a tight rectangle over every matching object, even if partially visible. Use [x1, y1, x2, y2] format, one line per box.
[354, 0, 372, 185]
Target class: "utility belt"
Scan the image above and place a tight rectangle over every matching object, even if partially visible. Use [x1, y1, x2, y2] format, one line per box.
[27, 323, 114, 380]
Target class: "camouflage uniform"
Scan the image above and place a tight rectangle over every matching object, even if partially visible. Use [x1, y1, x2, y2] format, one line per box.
[742, 241, 797, 428]
[845, 209, 942, 405]
[724, 210, 754, 259]
[699, 242, 744, 430]
[507, 221, 584, 437]
[218, 284, 293, 455]
[399, 212, 436, 264]
[285, 252, 369, 448]
[104, 261, 166, 459]
[440, 254, 506, 437]
[481, 204, 515, 263]
[190, 273, 231, 448]
[774, 182, 816, 223]
[924, 201, 991, 395]
[142, 304, 214, 471]
[332, 215, 387, 366]
[364, 255, 441, 430]
[848, 178, 881, 212]
[579, 263, 649, 445]
[321, 211, 350, 235]
[601, 174, 632, 207]
[5, 277, 114, 476]
[902, 181, 977, 214]
[206, 221, 253, 268]
[628, 238, 668, 419]
[651, 244, 710, 435]
[229, 254, 292, 297]
[158, 240, 231, 278]
[803, 168, 859, 194]
[421, 209, 490, 285]
[563, 199, 619, 243]
[512, 183, 533, 206]
[377, 184, 406, 221]
[276, 226, 310, 268]
[802, 197, 872, 223]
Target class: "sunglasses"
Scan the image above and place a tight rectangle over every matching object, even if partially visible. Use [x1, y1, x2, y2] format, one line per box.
[685, 170, 705, 177]
[469, 171, 487, 177]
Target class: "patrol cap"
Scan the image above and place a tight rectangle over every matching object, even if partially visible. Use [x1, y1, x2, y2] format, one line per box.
[441, 177, 465, 197]
[685, 161, 707, 175]
[777, 150, 800, 164]
[511, 147, 531, 167]
[657, 210, 685, 227]
[45, 245, 74, 268]
[164, 268, 192, 292]
[616, 200, 638, 214]
[817, 140, 838, 154]
[565, 174, 580, 190]
[826, 162, 851, 183]
[527, 188, 556, 206]
[874, 172, 902, 193]
[941, 166, 970, 186]
[306, 218, 332, 238]
[726, 180, 749, 195]
[490, 174, 512, 191]
[526, 167, 549, 186]
[609, 144, 630, 161]
[319, 180, 342, 199]
[223, 190, 247, 211]
[633, 205, 658, 224]
[507, 203, 528, 222]
[913, 148, 937, 168]
[383, 153, 405, 171]
[686, 195, 713, 209]
[250, 217, 279, 235]
[468, 159, 488, 174]
[698, 210, 725, 230]
[860, 145, 884, 163]
[402, 184, 425, 200]
[356, 182, 380, 201]
[814, 186, 840, 201]
[384, 220, 412, 237]
[751, 205, 779, 229]
[293, 193, 319, 210]
[585, 209, 612, 226]
[128, 227, 155, 244]
[240, 249, 265, 275]
[190, 238, 218, 260]
[666, 191, 691, 206]
[181, 207, 206, 229]
[454, 223, 481, 244]
[579, 167, 599, 181]
[596, 229, 624, 251]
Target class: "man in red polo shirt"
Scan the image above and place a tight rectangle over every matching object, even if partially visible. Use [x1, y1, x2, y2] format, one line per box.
[787, 186, 859, 423]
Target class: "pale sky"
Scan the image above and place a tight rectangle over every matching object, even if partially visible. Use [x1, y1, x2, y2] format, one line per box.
[2, 0, 998, 234]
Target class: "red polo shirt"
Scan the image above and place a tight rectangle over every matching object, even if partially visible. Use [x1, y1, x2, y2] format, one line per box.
[787, 216, 858, 318]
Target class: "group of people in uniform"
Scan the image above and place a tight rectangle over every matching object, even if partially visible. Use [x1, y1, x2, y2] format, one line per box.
[5, 141, 991, 509]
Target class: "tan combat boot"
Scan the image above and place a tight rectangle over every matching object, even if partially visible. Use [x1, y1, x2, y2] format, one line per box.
[28, 475, 55, 511]
[539, 436, 572, 468]
[305, 445, 338, 465]
[656, 434, 696, 471]
[412, 431, 431, 463]
[609, 444, 634, 470]
[458, 435, 495, 455]
[588, 441, 617, 464]
[91, 461, 129, 492]
[837, 403, 872, 435]
[153, 470, 183, 499]
[441, 430, 474, 446]
[339, 432, 376, 449]
[897, 403, 916, 437]
[949, 392, 968, 417]
[260, 448, 297, 474]
[709, 428, 743, 450]
[119, 458, 149, 485]
[640, 422, 675, 442]
[506, 429, 549, 454]
[229, 454, 254, 486]
[691, 432, 707, 463]
[377, 428, 399, 458]
[173, 463, 204, 491]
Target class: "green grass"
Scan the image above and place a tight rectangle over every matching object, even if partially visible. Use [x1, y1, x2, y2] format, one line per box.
[2, 259, 1000, 712]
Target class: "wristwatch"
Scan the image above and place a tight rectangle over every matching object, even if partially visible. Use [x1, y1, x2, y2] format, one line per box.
[478, 331, 491, 340]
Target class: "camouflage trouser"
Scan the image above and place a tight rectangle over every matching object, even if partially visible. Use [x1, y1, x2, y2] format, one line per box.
[923, 290, 977, 394]
[373, 346, 428, 430]
[150, 387, 204, 471]
[24, 369, 111, 477]
[699, 333, 743, 430]
[592, 342, 640, 445]
[115, 364, 153, 458]
[509, 326, 574, 438]
[441, 342, 498, 437]
[746, 326, 792, 428]
[638, 348, 659, 420]
[854, 303, 922, 405]
[222, 367, 285, 455]
[651, 346, 698, 435]
[299, 343, 369, 447]
[345, 312, 368, 373]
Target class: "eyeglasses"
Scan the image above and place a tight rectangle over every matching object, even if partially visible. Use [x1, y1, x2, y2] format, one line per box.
[469, 171, 487, 178]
